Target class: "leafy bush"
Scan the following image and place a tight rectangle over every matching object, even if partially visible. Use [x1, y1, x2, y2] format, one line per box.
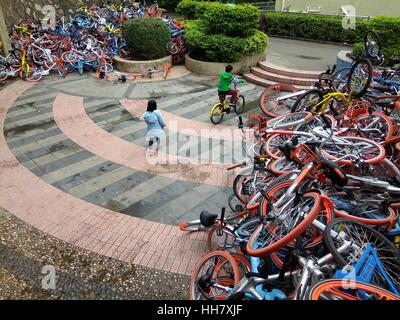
[123, 17, 170, 60]
[176, 0, 213, 19]
[185, 20, 268, 62]
[202, 3, 259, 37]
[351, 42, 364, 60]
[265, 12, 400, 65]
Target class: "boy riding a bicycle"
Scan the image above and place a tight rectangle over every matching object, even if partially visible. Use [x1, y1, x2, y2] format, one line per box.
[217, 65, 243, 106]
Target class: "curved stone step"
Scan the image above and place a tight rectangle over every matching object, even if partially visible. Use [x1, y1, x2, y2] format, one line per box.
[258, 61, 323, 79]
[243, 73, 310, 90]
[251, 67, 318, 87]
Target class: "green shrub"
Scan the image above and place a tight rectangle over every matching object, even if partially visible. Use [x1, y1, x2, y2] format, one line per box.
[351, 42, 364, 60]
[176, 0, 213, 19]
[242, 30, 269, 55]
[123, 17, 170, 60]
[265, 12, 400, 65]
[185, 20, 268, 62]
[202, 3, 259, 37]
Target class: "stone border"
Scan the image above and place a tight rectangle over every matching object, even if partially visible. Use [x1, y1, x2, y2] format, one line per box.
[114, 55, 172, 73]
[185, 50, 267, 76]
[336, 50, 353, 71]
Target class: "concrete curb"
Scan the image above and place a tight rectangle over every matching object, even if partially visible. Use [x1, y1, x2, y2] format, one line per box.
[114, 55, 172, 73]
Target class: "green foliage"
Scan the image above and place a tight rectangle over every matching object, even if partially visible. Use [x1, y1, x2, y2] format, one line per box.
[180, 0, 267, 62]
[176, 0, 213, 19]
[185, 20, 268, 62]
[202, 3, 259, 37]
[265, 12, 400, 65]
[123, 17, 170, 60]
[351, 42, 364, 60]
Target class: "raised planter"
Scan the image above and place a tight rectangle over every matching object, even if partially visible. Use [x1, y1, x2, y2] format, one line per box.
[336, 50, 353, 71]
[114, 55, 172, 73]
[185, 49, 267, 76]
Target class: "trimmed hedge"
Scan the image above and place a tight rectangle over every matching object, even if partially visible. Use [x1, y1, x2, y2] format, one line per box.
[202, 3, 259, 37]
[266, 12, 400, 65]
[123, 17, 170, 60]
[176, 0, 213, 19]
[185, 20, 268, 62]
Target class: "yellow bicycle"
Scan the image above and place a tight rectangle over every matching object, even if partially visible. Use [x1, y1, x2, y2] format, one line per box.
[209, 80, 245, 124]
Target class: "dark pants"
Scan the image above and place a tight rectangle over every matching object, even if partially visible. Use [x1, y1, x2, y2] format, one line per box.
[218, 89, 238, 104]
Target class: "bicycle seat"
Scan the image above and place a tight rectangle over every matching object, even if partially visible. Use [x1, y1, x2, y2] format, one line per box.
[200, 210, 218, 227]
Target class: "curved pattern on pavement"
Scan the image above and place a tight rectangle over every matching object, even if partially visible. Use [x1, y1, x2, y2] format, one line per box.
[120, 99, 243, 141]
[0, 81, 208, 276]
[54, 94, 234, 187]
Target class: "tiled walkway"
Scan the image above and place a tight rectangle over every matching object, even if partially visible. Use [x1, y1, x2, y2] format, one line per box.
[0, 72, 263, 275]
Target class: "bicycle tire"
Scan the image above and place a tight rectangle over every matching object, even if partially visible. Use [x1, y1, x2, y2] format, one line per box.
[307, 279, 400, 300]
[364, 30, 381, 60]
[207, 225, 237, 252]
[234, 95, 245, 114]
[324, 218, 400, 292]
[189, 251, 240, 300]
[0, 70, 8, 82]
[329, 191, 398, 230]
[259, 84, 297, 117]
[246, 192, 322, 257]
[355, 111, 394, 144]
[269, 157, 298, 176]
[348, 58, 373, 98]
[210, 103, 225, 124]
[321, 136, 385, 165]
[291, 89, 323, 113]
[267, 111, 313, 129]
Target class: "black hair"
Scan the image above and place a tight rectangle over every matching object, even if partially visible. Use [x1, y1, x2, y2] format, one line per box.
[147, 100, 157, 112]
[225, 65, 233, 73]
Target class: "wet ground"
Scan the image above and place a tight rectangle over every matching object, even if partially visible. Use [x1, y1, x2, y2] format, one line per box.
[0, 207, 189, 300]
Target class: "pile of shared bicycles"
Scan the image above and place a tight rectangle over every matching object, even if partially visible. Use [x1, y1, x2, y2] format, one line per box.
[0, 1, 186, 82]
[180, 30, 400, 300]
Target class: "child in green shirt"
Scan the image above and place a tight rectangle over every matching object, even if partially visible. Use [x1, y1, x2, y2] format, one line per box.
[217, 65, 243, 105]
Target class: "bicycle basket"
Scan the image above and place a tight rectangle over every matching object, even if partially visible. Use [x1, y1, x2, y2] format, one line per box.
[293, 144, 317, 165]
[248, 114, 267, 134]
[344, 100, 370, 119]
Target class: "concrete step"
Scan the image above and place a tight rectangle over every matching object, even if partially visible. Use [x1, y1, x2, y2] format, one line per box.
[251, 67, 318, 87]
[258, 61, 323, 79]
[243, 73, 310, 90]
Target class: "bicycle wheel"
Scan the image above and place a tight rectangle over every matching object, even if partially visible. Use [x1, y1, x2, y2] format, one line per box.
[259, 84, 297, 117]
[236, 217, 262, 239]
[291, 89, 323, 113]
[321, 136, 385, 165]
[269, 157, 298, 176]
[0, 70, 8, 82]
[61, 51, 78, 64]
[324, 218, 400, 293]
[246, 192, 322, 257]
[57, 65, 66, 78]
[262, 133, 292, 160]
[234, 95, 245, 114]
[329, 191, 398, 230]
[99, 63, 113, 73]
[307, 279, 400, 300]
[348, 58, 373, 98]
[355, 112, 394, 144]
[332, 67, 351, 92]
[210, 103, 225, 124]
[207, 225, 238, 252]
[189, 251, 240, 300]
[233, 172, 273, 204]
[364, 30, 381, 60]
[267, 111, 313, 129]
[26, 71, 42, 82]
